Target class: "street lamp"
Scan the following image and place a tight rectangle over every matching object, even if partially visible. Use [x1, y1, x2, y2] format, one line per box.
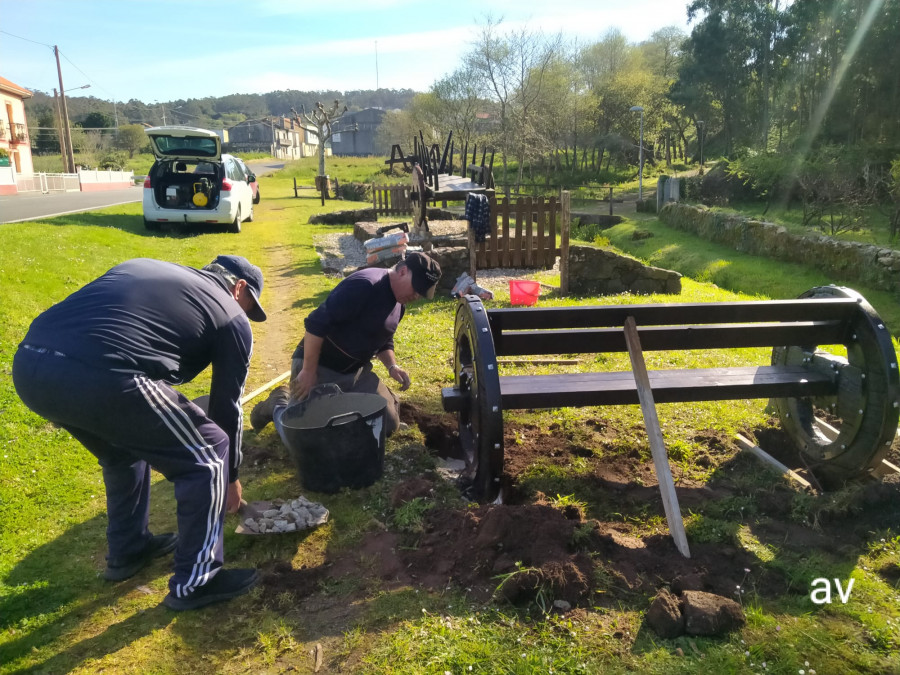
[697, 120, 706, 175]
[60, 83, 90, 173]
[630, 105, 644, 202]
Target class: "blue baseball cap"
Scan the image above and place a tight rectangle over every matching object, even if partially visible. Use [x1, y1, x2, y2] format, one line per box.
[213, 254, 266, 322]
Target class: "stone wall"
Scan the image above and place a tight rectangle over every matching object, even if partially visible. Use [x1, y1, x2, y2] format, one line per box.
[310, 208, 377, 225]
[568, 244, 681, 296]
[659, 203, 900, 292]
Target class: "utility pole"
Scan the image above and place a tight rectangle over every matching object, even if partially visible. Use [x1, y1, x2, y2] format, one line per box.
[52, 88, 69, 170]
[54, 45, 76, 173]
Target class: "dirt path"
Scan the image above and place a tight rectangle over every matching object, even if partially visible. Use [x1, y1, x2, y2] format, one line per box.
[248, 242, 301, 390]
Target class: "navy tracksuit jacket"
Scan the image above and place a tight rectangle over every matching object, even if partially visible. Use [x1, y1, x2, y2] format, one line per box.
[12, 258, 252, 598]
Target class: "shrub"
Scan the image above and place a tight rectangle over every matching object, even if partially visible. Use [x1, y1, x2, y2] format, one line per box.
[338, 181, 371, 202]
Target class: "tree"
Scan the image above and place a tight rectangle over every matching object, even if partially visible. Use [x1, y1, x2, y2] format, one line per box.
[32, 110, 59, 155]
[292, 101, 348, 177]
[428, 66, 484, 151]
[466, 17, 562, 188]
[81, 111, 114, 129]
[118, 124, 149, 158]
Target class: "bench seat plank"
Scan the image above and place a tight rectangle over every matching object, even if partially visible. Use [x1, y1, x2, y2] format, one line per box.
[429, 173, 494, 199]
[441, 365, 836, 412]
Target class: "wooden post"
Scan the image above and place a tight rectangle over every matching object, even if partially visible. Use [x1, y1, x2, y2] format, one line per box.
[293, 177, 298, 198]
[623, 316, 691, 558]
[560, 190, 571, 296]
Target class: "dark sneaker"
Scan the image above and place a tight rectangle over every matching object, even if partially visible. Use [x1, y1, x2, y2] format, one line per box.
[104, 532, 179, 582]
[163, 568, 260, 611]
[250, 386, 290, 431]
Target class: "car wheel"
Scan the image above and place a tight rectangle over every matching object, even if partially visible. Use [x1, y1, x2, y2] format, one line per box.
[228, 207, 241, 234]
[144, 218, 161, 231]
[253, 189, 260, 205]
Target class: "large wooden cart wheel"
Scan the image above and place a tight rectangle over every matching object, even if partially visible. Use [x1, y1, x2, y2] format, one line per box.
[453, 295, 504, 501]
[771, 286, 900, 486]
[409, 164, 428, 230]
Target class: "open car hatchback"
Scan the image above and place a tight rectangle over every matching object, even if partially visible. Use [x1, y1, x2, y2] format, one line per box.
[142, 126, 255, 233]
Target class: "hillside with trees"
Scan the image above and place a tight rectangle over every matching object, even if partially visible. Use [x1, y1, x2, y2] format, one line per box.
[23, 0, 900, 227]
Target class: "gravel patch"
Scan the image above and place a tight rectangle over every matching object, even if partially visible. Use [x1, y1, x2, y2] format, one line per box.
[314, 232, 368, 277]
[312, 231, 560, 295]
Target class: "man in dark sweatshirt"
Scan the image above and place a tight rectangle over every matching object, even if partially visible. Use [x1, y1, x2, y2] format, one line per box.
[250, 252, 442, 438]
[13, 255, 265, 611]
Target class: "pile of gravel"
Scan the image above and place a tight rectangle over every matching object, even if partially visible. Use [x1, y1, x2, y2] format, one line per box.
[312, 231, 560, 296]
[314, 232, 368, 276]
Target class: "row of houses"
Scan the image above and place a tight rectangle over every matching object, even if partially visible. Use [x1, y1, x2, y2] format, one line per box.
[226, 108, 385, 159]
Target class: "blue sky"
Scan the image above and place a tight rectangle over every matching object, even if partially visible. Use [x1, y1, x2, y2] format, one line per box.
[1, 0, 692, 104]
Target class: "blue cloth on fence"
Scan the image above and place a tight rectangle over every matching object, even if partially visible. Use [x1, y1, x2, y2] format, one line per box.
[464, 193, 491, 243]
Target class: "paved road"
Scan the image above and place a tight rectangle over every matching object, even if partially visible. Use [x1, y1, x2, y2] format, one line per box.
[0, 185, 142, 224]
[246, 159, 285, 176]
[0, 160, 284, 224]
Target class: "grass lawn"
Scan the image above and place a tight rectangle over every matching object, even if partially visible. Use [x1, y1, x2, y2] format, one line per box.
[1, 167, 899, 673]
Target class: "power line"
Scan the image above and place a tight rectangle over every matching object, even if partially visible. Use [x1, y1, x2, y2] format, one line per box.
[56, 48, 115, 99]
[0, 29, 52, 48]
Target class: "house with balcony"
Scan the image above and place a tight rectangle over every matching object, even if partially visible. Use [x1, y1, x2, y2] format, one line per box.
[227, 116, 329, 160]
[0, 76, 34, 194]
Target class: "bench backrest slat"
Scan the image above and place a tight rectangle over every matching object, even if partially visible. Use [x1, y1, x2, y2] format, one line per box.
[494, 321, 849, 356]
[487, 297, 859, 330]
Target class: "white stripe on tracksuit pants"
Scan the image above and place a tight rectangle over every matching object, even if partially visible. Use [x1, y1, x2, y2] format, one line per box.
[136, 375, 226, 598]
[12, 347, 236, 599]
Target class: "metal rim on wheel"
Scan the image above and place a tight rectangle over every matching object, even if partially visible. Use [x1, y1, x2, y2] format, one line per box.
[771, 285, 900, 485]
[453, 295, 504, 500]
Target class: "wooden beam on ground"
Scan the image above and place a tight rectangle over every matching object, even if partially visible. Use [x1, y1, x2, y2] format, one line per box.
[871, 458, 900, 479]
[241, 370, 291, 406]
[734, 434, 813, 490]
[623, 316, 691, 558]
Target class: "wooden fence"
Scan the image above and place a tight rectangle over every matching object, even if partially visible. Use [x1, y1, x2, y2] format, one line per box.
[469, 193, 571, 293]
[372, 184, 412, 216]
[470, 196, 568, 269]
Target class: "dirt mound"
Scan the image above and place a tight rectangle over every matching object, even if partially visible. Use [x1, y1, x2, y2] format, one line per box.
[259, 406, 900, 616]
[402, 504, 592, 605]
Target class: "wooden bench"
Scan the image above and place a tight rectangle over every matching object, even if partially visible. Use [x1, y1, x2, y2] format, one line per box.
[441, 286, 899, 504]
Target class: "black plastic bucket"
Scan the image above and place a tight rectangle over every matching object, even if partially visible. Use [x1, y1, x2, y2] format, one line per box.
[280, 384, 386, 493]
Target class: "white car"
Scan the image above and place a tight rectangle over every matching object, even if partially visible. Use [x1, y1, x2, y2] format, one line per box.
[142, 126, 255, 233]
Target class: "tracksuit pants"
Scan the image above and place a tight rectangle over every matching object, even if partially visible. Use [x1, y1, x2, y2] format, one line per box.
[12, 346, 228, 599]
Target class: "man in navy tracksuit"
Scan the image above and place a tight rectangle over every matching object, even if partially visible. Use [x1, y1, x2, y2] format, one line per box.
[13, 255, 265, 611]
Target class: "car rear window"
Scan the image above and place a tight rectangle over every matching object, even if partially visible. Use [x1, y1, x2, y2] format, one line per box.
[152, 136, 218, 157]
